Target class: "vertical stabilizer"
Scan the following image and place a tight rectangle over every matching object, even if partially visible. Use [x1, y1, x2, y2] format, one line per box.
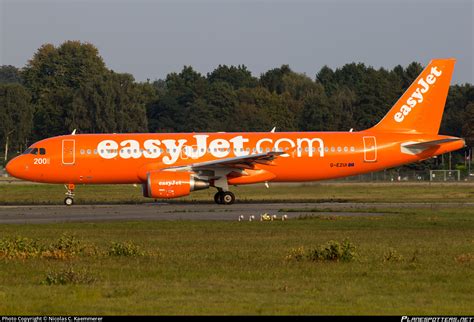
[369, 58, 455, 134]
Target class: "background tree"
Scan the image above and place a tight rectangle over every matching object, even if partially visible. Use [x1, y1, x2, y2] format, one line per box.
[299, 84, 332, 131]
[329, 86, 357, 131]
[462, 102, 474, 146]
[0, 84, 33, 160]
[260, 65, 292, 94]
[147, 66, 207, 132]
[207, 65, 258, 89]
[0, 65, 22, 84]
[204, 81, 238, 131]
[441, 84, 473, 137]
[21, 41, 150, 138]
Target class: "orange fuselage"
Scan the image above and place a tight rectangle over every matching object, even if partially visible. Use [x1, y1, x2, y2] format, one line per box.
[7, 131, 464, 185]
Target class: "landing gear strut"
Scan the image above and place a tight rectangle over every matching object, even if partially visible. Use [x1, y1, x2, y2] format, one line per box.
[212, 172, 235, 205]
[64, 183, 75, 206]
[214, 190, 235, 205]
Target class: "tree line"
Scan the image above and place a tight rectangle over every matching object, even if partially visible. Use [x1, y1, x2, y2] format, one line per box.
[1, 41, 473, 169]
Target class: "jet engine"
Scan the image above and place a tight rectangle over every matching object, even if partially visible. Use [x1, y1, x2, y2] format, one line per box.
[143, 171, 209, 199]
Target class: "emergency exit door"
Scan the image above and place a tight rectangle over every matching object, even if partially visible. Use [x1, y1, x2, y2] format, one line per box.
[62, 139, 75, 165]
[363, 136, 377, 162]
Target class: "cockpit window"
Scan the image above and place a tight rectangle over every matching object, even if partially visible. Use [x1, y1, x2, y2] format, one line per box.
[22, 147, 46, 155]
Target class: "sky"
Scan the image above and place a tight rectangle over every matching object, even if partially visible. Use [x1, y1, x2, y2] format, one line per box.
[1, 0, 473, 84]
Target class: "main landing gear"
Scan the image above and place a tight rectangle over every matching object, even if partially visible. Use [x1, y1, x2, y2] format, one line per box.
[214, 190, 235, 205]
[64, 183, 75, 206]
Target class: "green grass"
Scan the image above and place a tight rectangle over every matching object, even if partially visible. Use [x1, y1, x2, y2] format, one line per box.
[0, 182, 473, 204]
[0, 207, 473, 315]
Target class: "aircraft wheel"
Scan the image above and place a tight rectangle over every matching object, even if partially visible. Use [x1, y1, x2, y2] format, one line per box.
[214, 192, 223, 204]
[222, 191, 235, 205]
[64, 197, 74, 206]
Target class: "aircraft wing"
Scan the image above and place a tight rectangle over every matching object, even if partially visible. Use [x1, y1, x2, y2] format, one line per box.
[163, 151, 286, 172]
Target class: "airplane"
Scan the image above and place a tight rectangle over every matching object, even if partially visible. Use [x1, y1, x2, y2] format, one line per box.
[5, 58, 466, 206]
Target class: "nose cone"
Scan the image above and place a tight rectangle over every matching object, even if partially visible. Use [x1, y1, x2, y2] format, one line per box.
[5, 158, 21, 179]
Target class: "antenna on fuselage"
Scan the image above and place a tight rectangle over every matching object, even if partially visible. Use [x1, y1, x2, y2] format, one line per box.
[270, 127, 276, 133]
[71, 129, 77, 135]
[349, 128, 353, 132]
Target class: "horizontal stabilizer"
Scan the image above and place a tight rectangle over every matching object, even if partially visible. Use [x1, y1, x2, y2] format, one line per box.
[404, 138, 462, 149]
[401, 138, 464, 155]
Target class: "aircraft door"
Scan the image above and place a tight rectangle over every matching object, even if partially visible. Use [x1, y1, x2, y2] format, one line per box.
[62, 139, 75, 165]
[363, 136, 377, 162]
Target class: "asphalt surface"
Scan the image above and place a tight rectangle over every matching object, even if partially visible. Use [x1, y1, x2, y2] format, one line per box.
[0, 202, 472, 224]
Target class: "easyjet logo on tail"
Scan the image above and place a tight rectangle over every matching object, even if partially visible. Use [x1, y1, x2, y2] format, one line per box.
[394, 66, 442, 123]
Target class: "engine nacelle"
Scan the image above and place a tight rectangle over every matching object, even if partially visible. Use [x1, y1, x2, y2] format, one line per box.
[144, 171, 209, 199]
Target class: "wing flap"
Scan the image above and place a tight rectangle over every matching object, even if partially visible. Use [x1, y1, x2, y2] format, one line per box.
[163, 151, 285, 172]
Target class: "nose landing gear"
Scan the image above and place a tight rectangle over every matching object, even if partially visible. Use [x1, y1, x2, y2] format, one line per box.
[64, 183, 75, 206]
[214, 190, 235, 205]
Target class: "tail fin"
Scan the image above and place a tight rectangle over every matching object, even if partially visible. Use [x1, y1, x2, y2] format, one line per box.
[369, 58, 456, 134]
